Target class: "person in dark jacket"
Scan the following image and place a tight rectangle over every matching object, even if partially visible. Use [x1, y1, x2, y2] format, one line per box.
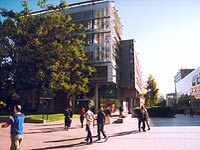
[64, 107, 72, 131]
[144, 106, 150, 130]
[104, 107, 111, 124]
[97, 107, 107, 141]
[137, 105, 146, 132]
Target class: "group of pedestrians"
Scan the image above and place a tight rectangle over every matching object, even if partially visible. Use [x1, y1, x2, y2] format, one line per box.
[1, 104, 109, 149]
[81, 106, 108, 144]
[1, 104, 150, 149]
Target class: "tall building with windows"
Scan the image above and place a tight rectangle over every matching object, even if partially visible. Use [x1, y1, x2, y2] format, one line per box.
[119, 39, 145, 110]
[32, 0, 145, 112]
[66, 0, 122, 112]
[174, 67, 200, 112]
[174, 68, 195, 97]
[67, 0, 121, 84]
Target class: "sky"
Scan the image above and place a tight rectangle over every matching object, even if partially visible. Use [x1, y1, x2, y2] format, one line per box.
[1, 0, 200, 95]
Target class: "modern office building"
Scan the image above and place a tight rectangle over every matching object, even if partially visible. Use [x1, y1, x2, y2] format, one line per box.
[66, 0, 122, 112]
[31, 0, 145, 113]
[119, 39, 145, 110]
[174, 67, 200, 112]
[174, 68, 195, 97]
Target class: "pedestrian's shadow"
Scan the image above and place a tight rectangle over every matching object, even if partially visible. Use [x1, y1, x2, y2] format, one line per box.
[44, 136, 86, 143]
[24, 127, 65, 134]
[25, 126, 79, 134]
[109, 130, 139, 138]
[30, 141, 87, 150]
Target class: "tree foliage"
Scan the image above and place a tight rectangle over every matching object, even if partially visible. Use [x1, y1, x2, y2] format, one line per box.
[0, 0, 95, 106]
[144, 74, 159, 107]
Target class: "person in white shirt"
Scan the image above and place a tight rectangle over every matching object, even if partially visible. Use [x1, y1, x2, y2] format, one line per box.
[85, 107, 94, 144]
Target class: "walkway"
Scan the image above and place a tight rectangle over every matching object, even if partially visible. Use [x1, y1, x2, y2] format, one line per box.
[1, 114, 200, 150]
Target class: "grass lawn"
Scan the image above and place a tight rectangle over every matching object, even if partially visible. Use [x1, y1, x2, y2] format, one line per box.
[25, 113, 79, 122]
[0, 113, 80, 122]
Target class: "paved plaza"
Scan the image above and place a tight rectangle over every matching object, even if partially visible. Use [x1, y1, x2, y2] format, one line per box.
[1, 114, 200, 150]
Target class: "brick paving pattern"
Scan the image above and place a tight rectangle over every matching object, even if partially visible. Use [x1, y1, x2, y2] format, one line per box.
[1, 114, 200, 150]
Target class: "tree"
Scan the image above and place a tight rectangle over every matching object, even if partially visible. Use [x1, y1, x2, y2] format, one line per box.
[144, 74, 159, 107]
[0, 0, 95, 108]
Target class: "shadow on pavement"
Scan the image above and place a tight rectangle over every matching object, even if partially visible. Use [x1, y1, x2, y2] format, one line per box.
[35, 123, 63, 127]
[24, 126, 80, 134]
[30, 141, 86, 150]
[44, 136, 86, 143]
[109, 130, 139, 138]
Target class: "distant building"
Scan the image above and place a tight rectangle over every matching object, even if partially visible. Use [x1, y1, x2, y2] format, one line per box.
[174, 68, 194, 83]
[174, 68, 195, 98]
[166, 93, 176, 107]
[174, 67, 200, 113]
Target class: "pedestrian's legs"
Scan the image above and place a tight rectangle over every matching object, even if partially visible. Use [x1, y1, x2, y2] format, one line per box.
[80, 116, 84, 128]
[88, 129, 92, 143]
[86, 125, 92, 144]
[142, 120, 146, 131]
[138, 119, 141, 131]
[146, 119, 150, 130]
[101, 124, 107, 138]
[10, 135, 22, 150]
[64, 117, 67, 130]
[97, 124, 101, 140]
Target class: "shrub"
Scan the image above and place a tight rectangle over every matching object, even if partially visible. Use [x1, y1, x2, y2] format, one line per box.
[133, 107, 176, 118]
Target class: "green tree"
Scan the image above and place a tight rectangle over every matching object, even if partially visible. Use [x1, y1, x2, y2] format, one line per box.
[144, 74, 159, 107]
[0, 0, 95, 108]
[177, 94, 194, 108]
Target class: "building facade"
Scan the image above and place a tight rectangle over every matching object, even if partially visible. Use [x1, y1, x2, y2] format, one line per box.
[174, 68, 195, 97]
[174, 67, 200, 113]
[166, 93, 176, 107]
[32, 0, 145, 113]
[119, 39, 145, 110]
[66, 0, 122, 112]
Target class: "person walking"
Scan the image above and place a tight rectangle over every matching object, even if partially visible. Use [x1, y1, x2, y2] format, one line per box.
[64, 107, 72, 131]
[144, 106, 150, 130]
[80, 107, 85, 128]
[1, 105, 25, 150]
[97, 107, 107, 141]
[137, 105, 146, 132]
[85, 107, 94, 144]
[190, 107, 194, 117]
[104, 107, 111, 124]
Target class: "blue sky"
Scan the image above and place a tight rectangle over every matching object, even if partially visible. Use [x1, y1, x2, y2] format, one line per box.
[1, 0, 200, 95]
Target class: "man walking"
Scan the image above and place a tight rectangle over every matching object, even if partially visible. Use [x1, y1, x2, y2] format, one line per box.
[97, 107, 107, 141]
[85, 107, 94, 144]
[1, 105, 25, 150]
